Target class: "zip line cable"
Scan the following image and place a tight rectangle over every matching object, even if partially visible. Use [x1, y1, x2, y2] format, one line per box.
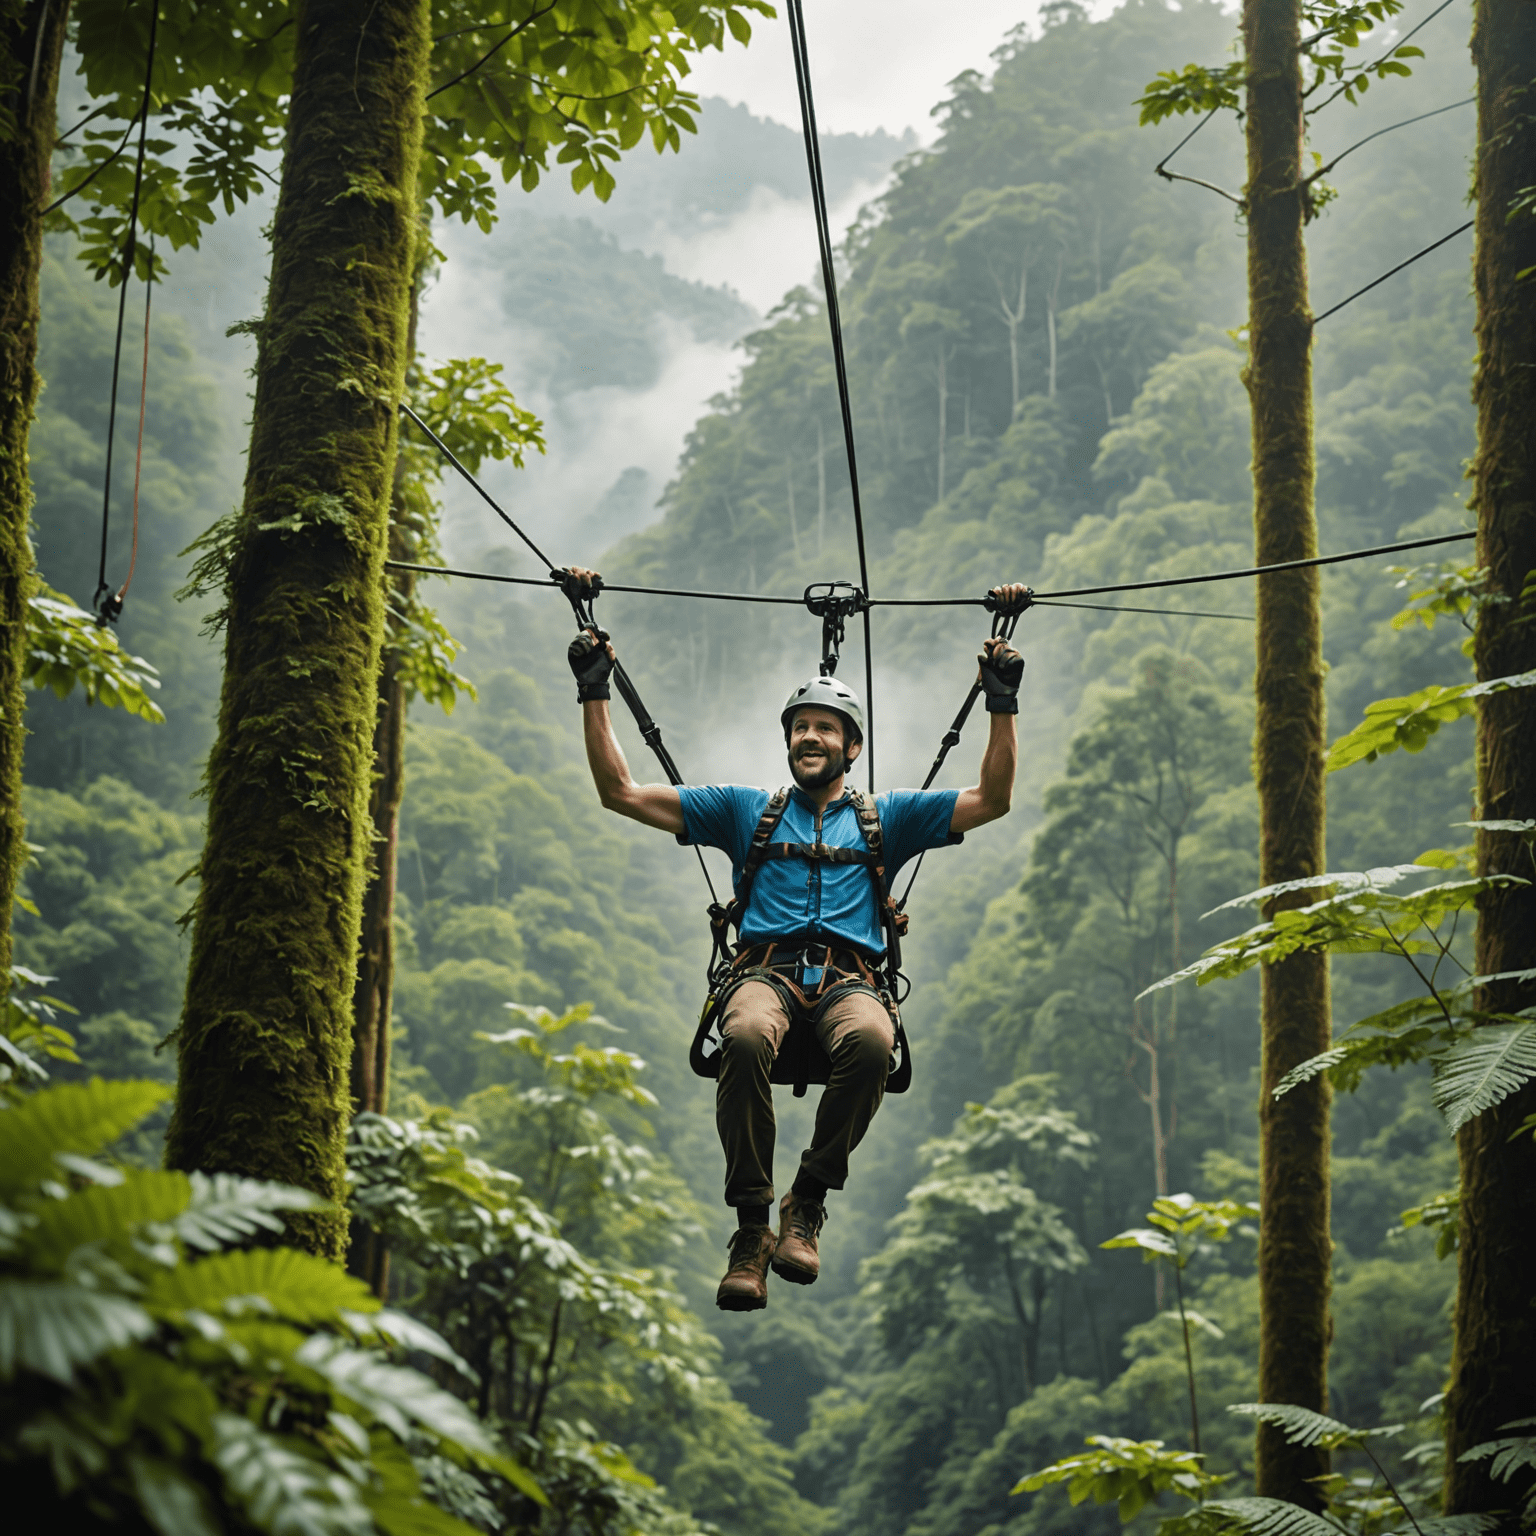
[399, 403, 557, 573]
[786, 0, 875, 792]
[386, 530, 1474, 610]
[1313, 220, 1473, 324]
[95, 0, 160, 626]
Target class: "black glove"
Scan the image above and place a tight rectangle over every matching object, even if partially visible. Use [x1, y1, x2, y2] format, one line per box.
[568, 627, 613, 703]
[978, 641, 1025, 714]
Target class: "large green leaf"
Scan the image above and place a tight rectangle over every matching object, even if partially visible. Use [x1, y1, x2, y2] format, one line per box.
[146, 1247, 377, 1325]
[1198, 1497, 1342, 1536]
[0, 1079, 170, 1194]
[0, 1280, 154, 1383]
[1432, 1023, 1536, 1134]
[1326, 671, 1536, 772]
[24, 1169, 192, 1271]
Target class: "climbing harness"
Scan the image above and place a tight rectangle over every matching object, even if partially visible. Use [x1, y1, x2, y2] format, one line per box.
[689, 786, 914, 1098]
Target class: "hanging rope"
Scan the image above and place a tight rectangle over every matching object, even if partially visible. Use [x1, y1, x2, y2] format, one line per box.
[95, 0, 160, 627]
[786, 0, 875, 792]
[117, 248, 154, 608]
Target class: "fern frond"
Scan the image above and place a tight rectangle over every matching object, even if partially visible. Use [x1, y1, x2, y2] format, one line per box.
[210, 1413, 374, 1536]
[1202, 1497, 1343, 1536]
[0, 1280, 154, 1384]
[0, 1079, 170, 1194]
[1406, 1516, 1502, 1536]
[1273, 1049, 1350, 1099]
[24, 1170, 192, 1271]
[176, 1173, 322, 1252]
[146, 1246, 377, 1326]
[1225, 1403, 1397, 1449]
[128, 1453, 220, 1536]
[1457, 1427, 1536, 1483]
[342, 1307, 478, 1385]
[295, 1337, 497, 1454]
[1432, 1023, 1536, 1133]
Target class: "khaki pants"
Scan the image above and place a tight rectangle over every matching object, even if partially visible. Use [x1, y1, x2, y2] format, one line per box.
[716, 978, 894, 1208]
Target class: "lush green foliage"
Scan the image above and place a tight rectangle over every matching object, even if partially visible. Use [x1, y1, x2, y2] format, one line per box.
[19, 0, 1497, 1531]
[350, 1002, 821, 1535]
[49, 0, 771, 286]
[24, 591, 164, 722]
[0, 1077, 539, 1532]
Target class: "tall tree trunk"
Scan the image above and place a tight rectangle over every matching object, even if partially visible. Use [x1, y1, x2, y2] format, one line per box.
[0, 1, 68, 978]
[1244, 0, 1332, 1507]
[165, 0, 430, 1260]
[1446, 1, 1536, 1520]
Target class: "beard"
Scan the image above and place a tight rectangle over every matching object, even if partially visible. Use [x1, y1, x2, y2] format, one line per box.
[788, 741, 848, 790]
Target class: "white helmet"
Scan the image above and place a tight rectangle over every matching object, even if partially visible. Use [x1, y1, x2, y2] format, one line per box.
[781, 675, 865, 743]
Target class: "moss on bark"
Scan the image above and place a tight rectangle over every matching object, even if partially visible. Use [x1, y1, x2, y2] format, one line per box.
[1446, 1, 1536, 1520]
[0, 2, 68, 978]
[164, 0, 431, 1259]
[1243, 0, 1333, 1505]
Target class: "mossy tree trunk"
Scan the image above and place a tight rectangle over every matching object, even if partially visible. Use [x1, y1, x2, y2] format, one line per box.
[1243, 0, 1333, 1506]
[1445, 1, 1536, 1520]
[165, 0, 430, 1259]
[0, 1, 69, 978]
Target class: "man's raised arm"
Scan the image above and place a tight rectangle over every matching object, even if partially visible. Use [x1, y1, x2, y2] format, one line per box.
[950, 624, 1023, 835]
[565, 593, 686, 835]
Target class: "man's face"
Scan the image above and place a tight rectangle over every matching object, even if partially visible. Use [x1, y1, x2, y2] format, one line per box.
[787, 708, 860, 790]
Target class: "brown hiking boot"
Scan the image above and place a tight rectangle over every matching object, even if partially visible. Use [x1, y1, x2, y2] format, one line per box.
[716, 1225, 776, 1311]
[771, 1192, 825, 1285]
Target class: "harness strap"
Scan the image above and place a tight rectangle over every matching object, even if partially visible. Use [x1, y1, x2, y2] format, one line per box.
[759, 842, 879, 866]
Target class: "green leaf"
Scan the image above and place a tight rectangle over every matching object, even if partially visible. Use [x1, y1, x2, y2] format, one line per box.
[1457, 1421, 1536, 1483]
[147, 1247, 377, 1325]
[0, 1079, 171, 1194]
[1227, 1402, 1400, 1450]
[210, 1413, 375, 1536]
[24, 1169, 192, 1271]
[1102, 1227, 1178, 1260]
[175, 1173, 324, 1252]
[1431, 1023, 1536, 1134]
[343, 1308, 478, 1385]
[0, 1280, 155, 1383]
[295, 1336, 498, 1459]
[1326, 671, 1536, 772]
[128, 1454, 221, 1536]
[26, 593, 165, 722]
[1195, 1496, 1342, 1536]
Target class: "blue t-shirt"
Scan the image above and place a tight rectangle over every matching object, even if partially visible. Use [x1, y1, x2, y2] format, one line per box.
[677, 784, 961, 958]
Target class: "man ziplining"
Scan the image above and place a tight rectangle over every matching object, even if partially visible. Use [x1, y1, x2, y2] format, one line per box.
[562, 566, 1029, 1312]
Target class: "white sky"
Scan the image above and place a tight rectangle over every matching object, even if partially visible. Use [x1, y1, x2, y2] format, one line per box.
[686, 0, 1051, 140]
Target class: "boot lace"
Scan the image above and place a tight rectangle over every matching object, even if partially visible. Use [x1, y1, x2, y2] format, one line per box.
[785, 1198, 826, 1242]
[726, 1226, 771, 1273]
